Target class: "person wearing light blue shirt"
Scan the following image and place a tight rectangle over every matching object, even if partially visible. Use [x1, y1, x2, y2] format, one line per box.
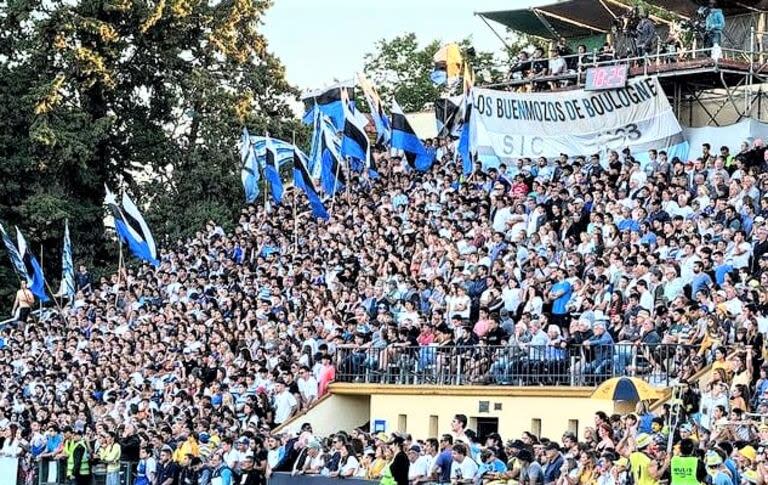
[392, 190, 409, 210]
[478, 449, 508, 477]
[705, 1, 725, 47]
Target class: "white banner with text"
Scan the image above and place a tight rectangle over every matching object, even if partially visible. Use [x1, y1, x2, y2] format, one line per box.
[470, 77, 684, 161]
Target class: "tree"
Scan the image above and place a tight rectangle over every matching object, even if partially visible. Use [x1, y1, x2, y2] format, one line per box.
[0, 0, 303, 305]
[362, 33, 506, 113]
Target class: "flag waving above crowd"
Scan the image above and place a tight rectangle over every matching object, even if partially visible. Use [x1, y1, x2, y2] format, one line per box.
[104, 186, 159, 267]
[309, 112, 347, 195]
[15, 228, 48, 302]
[357, 72, 391, 146]
[60, 220, 75, 298]
[240, 127, 261, 204]
[391, 99, 434, 172]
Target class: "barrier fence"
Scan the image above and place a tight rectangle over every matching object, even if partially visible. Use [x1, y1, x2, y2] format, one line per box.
[333, 343, 706, 387]
[22, 462, 372, 485]
[26, 459, 136, 485]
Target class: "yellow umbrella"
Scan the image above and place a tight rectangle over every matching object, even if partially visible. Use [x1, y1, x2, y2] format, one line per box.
[591, 376, 663, 401]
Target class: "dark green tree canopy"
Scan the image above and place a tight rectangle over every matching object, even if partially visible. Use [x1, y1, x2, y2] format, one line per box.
[361, 33, 505, 112]
[0, 0, 304, 304]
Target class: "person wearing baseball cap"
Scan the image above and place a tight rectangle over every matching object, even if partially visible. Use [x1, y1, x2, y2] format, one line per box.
[627, 433, 662, 485]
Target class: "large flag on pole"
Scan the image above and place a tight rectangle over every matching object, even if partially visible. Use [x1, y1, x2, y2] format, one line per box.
[61, 219, 75, 298]
[0, 222, 29, 282]
[357, 72, 391, 146]
[264, 134, 284, 204]
[104, 186, 160, 267]
[16, 228, 49, 302]
[240, 128, 261, 204]
[435, 95, 463, 138]
[301, 85, 352, 131]
[458, 64, 475, 176]
[310, 112, 346, 195]
[391, 98, 434, 172]
[340, 88, 370, 171]
[293, 147, 329, 220]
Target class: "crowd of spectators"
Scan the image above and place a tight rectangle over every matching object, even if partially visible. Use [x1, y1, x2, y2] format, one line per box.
[2, 120, 768, 485]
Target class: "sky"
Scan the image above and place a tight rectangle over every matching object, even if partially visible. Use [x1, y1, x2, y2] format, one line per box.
[261, 0, 548, 92]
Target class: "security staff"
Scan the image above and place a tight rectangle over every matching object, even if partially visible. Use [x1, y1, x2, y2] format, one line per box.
[66, 428, 91, 485]
[670, 439, 706, 485]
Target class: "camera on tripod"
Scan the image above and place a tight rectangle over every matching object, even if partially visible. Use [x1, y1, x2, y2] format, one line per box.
[681, 6, 710, 37]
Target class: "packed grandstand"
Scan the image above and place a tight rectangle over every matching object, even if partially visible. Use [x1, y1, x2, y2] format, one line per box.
[5, 2, 768, 485]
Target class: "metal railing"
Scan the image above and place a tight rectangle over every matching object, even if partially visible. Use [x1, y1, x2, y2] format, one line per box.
[333, 343, 705, 387]
[483, 30, 761, 91]
[33, 459, 135, 485]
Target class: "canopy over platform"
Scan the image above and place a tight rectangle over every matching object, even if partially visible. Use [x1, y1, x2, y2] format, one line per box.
[477, 0, 768, 41]
[641, 0, 768, 17]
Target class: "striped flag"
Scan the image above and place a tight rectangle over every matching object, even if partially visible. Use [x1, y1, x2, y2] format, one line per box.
[264, 134, 284, 204]
[16, 228, 49, 302]
[240, 129, 261, 204]
[340, 87, 370, 168]
[61, 219, 75, 298]
[357, 72, 391, 146]
[105, 186, 160, 267]
[458, 64, 475, 176]
[391, 98, 434, 172]
[0, 222, 29, 282]
[293, 147, 329, 220]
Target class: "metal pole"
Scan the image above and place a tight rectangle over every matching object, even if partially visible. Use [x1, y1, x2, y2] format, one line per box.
[748, 26, 756, 117]
[329, 158, 342, 218]
[115, 238, 123, 308]
[39, 243, 43, 316]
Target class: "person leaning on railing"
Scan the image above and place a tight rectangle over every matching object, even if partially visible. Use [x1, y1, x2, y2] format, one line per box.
[65, 427, 91, 485]
[97, 431, 122, 485]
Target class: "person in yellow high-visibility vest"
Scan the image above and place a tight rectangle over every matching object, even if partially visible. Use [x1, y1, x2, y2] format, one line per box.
[97, 431, 122, 485]
[66, 428, 91, 485]
[670, 439, 706, 485]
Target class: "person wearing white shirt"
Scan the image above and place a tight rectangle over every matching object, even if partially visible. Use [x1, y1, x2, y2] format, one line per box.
[637, 281, 654, 313]
[408, 445, 431, 481]
[272, 380, 298, 425]
[449, 443, 479, 483]
[297, 366, 319, 409]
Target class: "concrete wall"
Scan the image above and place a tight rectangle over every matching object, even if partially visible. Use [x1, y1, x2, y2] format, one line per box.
[330, 384, 632, 442]
[276, 393, 371, 437]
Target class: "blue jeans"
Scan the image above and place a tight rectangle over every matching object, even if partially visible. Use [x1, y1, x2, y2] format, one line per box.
[612, 346, 634, 375]
[706, 31, 722, 48]
[106, 470, 120, 485]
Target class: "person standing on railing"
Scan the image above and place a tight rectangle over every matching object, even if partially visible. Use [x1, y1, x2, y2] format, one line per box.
[704, 0, 725, 48]
[65, 428, 90, 485]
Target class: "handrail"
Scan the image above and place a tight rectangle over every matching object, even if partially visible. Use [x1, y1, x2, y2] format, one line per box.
[0, 308, 46, 330]
[333, 343, 713, 388]
[479, 44, 760, 90]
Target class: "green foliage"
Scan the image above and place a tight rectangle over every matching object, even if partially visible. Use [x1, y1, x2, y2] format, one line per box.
[0, 0, 301, 306]
[362, 33, 506, 112]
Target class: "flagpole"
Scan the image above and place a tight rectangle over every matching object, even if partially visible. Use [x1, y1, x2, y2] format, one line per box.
[329, 156, 343, 218]
[39, 243, 43, 317]
[41, 250, 64, 316]
[115, 238, 123, 308]
[263, 131, 270, 214]
[38, 243, 63, 315]
[292, 130, 299, 250]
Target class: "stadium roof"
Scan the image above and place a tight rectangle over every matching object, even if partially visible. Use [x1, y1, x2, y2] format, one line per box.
[477, 0, 767, 41]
